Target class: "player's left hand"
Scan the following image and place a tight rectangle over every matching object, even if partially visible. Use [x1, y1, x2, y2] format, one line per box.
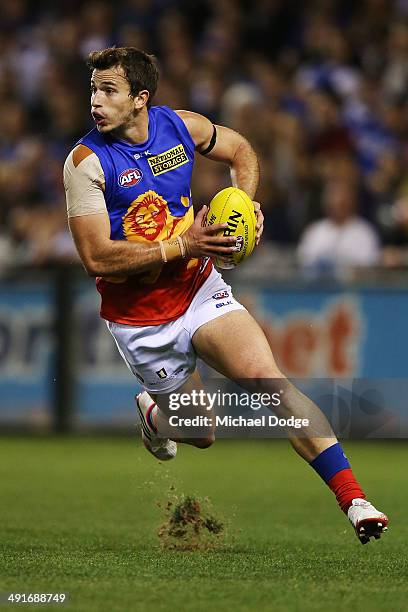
[253, 201, 264, 245]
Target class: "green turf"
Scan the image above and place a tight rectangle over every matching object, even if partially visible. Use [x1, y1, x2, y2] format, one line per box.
[0, 437, 407, 612]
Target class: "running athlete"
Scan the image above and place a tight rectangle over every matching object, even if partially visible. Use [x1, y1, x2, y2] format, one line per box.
[64, 47, 388, 544]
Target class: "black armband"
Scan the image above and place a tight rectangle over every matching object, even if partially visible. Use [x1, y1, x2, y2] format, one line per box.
[199, 124, 217, 155]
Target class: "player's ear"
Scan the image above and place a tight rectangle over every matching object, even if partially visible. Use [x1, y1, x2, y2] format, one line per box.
[133, 90, 149, 110]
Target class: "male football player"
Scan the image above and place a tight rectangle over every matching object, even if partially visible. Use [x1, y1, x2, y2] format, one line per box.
[64, 47, 388, 544]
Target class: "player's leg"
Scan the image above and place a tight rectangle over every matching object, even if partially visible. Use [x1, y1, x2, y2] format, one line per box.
[192, 310, 388, 543]
[193, 309, 336, 460]
[107, 312, 215, 456]
[146, 368, 215, 449]
[135, 369, 215, 459]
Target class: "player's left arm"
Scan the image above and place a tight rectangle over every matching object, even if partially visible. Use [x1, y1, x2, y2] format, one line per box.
[176, 110, 263, 245]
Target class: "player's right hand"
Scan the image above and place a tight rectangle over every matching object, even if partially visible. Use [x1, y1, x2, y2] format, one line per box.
[182, 205, 238, 258]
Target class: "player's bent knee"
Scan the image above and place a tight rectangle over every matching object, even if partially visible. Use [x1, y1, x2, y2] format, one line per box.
[192, 435, 215, 449]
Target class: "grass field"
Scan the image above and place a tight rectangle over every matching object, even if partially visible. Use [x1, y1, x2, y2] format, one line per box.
[0, 437, 407, 611]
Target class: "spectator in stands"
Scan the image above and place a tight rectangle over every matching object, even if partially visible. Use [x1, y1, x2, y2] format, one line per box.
[0, 0, 407, 271]
[297, 179, 380, 275]
[380, 184, 408, 267]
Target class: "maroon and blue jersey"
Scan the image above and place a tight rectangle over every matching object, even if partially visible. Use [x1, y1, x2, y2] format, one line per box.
[78, 106, 211, 325]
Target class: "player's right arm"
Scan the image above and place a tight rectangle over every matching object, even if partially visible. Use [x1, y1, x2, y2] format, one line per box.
[64, 145, 235, 277]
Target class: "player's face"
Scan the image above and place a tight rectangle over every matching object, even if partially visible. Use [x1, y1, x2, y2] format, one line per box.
[90, 67, 137, 133]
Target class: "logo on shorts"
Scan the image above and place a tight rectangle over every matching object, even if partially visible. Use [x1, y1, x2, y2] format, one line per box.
[216, 300, 233, 309]
[156, 367, 168, 379]
[118, 168, 143, 187]
[212, 291, 230, 300]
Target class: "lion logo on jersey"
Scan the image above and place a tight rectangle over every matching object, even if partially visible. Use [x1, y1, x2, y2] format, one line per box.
[123, 190, 175, 241]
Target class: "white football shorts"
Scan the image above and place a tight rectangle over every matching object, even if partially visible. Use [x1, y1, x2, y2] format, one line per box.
[106, 267, 246, 393]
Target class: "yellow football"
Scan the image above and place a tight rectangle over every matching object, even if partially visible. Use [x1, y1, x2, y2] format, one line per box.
[205, 187, 257, 269]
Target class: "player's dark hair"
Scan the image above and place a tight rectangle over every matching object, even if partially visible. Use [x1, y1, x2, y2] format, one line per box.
[87, 47, 159, 108]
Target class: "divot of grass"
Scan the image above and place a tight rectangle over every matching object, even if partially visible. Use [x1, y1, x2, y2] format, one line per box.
[157, 488, 225, 551]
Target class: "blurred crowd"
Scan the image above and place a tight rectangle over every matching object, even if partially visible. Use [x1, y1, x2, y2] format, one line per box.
[2, 0, 408, 275]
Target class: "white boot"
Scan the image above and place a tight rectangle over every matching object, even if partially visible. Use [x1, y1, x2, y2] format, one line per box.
[136, 391, 177, 461]
[348, 498, 388, 544]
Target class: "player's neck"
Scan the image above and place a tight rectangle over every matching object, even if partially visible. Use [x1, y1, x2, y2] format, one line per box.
[112, 109, 149, 145]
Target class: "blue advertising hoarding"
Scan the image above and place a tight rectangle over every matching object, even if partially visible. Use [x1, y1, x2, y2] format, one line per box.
[0, 277, 407, 431]
[0, 280, 54, 427]
[236, 285, 408, 378]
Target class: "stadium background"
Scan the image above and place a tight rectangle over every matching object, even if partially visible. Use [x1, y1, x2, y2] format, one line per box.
[1, 2, 408, 611]
[1, 0, 408, 430]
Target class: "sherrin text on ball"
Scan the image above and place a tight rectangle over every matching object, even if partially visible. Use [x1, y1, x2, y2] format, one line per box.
[205, 187, 257, 269]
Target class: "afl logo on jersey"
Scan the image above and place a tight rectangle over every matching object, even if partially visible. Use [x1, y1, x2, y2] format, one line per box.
[118, 168, 143, 188]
